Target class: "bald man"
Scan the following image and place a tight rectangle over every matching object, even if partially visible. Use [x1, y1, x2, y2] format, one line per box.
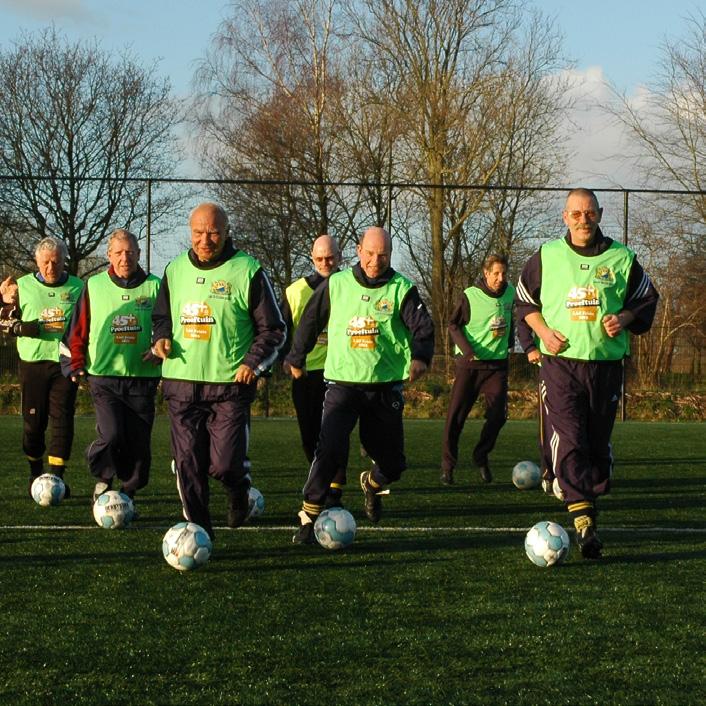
[280, 235, 348, 503]
[152, 202, 286, 539]
[286, 227, 434, 544]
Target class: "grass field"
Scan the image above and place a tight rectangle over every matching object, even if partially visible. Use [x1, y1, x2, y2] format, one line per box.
[0, 416, 704, 706]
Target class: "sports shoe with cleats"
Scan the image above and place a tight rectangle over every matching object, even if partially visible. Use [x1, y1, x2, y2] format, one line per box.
[360, 471, 383, 523]
[478, 464, 493, 483]
[92, 480, 112, 503]
[440, 469, 454, 486]
[574, 516, 603, 559]
[226, 480, 251, 528]
[292, 510, 317, 544]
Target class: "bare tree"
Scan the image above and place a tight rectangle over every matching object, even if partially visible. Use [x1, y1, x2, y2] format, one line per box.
[603, 13, 705, 387]
[193, 0, 369, 293]
[0, 28, 181, 275]
[349, 1, 571, 338]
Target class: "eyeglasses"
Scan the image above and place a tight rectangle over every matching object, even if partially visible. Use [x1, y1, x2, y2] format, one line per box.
[565, 209, 599, 221]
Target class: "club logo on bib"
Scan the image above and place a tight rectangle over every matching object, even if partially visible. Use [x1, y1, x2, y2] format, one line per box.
[346, 316, 379, 349]
[134, 295, 153, 310]
[210, 280, 232, 299]
[110, 314, 141, 344]
[180, 302, 215, 340]
[565, 285, 600, 321]
[374, 298, 394, 315]
[593, 266, 615, 285]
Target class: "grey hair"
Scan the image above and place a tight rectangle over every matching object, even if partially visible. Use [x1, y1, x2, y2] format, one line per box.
[107, 228, 139, 253]
[35, 237, 67, 260]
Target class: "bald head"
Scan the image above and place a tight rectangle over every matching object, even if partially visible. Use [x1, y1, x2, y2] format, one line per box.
[357, 227, 392, 279]
[311, 234, 341, 278]
[189, 202, 229, 263]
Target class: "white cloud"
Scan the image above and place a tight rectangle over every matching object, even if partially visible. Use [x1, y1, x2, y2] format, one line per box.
[556, 65, 651, 190]
[0, 0, 93, 22]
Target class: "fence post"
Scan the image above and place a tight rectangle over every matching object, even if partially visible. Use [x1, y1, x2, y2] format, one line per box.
[621, 189, 629, 421]
[146, 178, 152, 273]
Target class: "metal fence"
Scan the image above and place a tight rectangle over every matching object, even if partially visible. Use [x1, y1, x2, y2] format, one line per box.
[1, 176, 704, 413]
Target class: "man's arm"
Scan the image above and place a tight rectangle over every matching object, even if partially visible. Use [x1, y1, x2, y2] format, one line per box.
[239, 268, 286, 381]
[515, 251, 568, 355]
[447, 294, 474, 358]
[603, 257, 659, 337]
[60, 286, 91, 379]
[285, 279, 331, 372]
[400, 286, 435, 381]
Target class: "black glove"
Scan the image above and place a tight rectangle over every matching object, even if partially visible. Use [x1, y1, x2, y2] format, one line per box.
[2, 319, 41, 337]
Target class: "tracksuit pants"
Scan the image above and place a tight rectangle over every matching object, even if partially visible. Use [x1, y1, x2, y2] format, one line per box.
[19, 360, 77, 466]
[540, 356, 622, 504]
[441, 360, 508, 473]
[87, 376, 158, 497]
[303, 382, 406, 509]
[291, 369, 326, 464]
[163, 380, 256, 537]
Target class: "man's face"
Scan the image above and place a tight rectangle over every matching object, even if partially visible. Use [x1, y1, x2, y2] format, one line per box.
[563, 193, 602, 246]
[190, 206, 227, 263]
[483, 263, 507, 293]
[357, 229, 391, 279]
[311, 238, 340, 277]
[36, 250, 65, 284]
[108, 239, 140, 279]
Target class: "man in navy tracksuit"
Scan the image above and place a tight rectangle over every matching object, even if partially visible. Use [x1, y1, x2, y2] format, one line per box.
[151, 202, 285, 540]
[515, 188, 658, 558]
[62, 229, 161, 505]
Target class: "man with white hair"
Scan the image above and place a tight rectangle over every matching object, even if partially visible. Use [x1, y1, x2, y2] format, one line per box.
[0, 237, 83, 496]
[62, 229, 161, 507]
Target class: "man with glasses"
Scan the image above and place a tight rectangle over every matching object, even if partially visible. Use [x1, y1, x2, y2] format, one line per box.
[515, 188, 658, 559]
[280, 235, 347, 505]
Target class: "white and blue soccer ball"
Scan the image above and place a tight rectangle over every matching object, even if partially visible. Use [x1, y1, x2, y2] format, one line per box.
[247, 487, 265, 519]
[31, 473, 65, 507]
[525, 520, 570, 567]
[92, 490, 134, 529]
[314, 508, 356, 550]
[162, 522, 212, 571]
[512, 461, 541, 489]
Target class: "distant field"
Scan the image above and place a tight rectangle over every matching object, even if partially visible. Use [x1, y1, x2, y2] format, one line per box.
[0, 416, 704, 706]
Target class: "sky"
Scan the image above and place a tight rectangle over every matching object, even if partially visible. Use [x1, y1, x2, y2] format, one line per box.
[0, 0, 702, 191]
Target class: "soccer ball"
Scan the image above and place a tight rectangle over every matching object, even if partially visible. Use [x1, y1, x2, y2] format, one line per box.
[247, 487, 265, 519]
[92, 490, 134, 529]
[162, 522, 212, 571]
[314, 508, 356, 550]
[512, 461, 541, 489]
[31, 473, 65, 507]
[525, 520, 570, 567]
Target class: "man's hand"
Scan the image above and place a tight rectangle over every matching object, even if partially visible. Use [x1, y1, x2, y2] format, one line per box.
[0, 276, 18, 305]
[539, 328, 568, 355]
[408, 359, 428, 382]
[234, 364, 256, 384]
[602, 314, 623, 338]
[289, 365, 305, 380]
[527, 349, 541, 365]
[70, 368, 87, 384]
[151, 338, 171, 360]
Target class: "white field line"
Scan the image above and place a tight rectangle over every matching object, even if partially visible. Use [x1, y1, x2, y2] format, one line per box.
[1, 524, 705, 534]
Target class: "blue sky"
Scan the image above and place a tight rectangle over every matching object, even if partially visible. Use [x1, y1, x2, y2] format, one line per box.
[0, 0, 702, 188]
